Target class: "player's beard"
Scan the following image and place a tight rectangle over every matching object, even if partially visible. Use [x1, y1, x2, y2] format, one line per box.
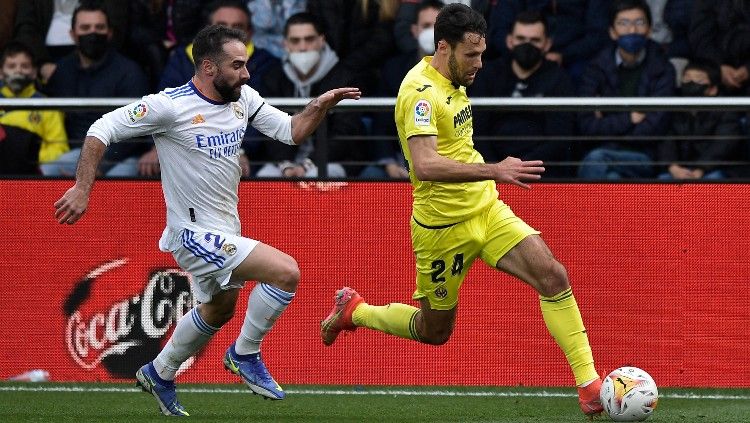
[448, 52, 473, 87]
[213, 71, 242, 102]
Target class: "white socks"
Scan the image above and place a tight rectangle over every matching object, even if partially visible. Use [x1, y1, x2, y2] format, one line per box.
[235, 283, 295, 355]
[153, 307, 218, 381]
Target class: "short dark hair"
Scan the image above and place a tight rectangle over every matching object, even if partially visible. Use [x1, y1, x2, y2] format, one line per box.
[434, 3, 487, 49]
[192, 24, 247, 68]
[284, 12, 325, 38]
[609, 0, 651, 27]
[417, 0, 445, 17]
[0, 42, 36, 68]
[72, 0, 110, 29]
[203, 0, 252, 28]
[684, 59, 721, 87]
[513, 10, 549, 37]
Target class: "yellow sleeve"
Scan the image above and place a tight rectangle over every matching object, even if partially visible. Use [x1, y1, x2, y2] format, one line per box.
[398, 84, 440, 140]
[38, 110, 69, 163]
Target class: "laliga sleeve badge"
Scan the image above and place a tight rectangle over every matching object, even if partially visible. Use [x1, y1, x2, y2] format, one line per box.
[232, 103, 245, 119]
[414, 99, 431, 126]
[223, 243, 237, 256]
[126, 102, 148, 123]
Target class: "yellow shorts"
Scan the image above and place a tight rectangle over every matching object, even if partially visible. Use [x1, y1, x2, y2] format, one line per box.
[410, 200, 540, 310]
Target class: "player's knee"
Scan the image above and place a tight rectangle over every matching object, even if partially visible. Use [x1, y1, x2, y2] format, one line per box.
[201, 304, 236, 327]
[420, 328, 453, 346]
[537, 260, 569, 297]
[274, 258, 300, 292]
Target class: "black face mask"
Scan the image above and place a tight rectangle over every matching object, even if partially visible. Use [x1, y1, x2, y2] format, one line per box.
[78, 33, 109, 60]
[680, 81, 710, 97]
[511, 43, 543, 70]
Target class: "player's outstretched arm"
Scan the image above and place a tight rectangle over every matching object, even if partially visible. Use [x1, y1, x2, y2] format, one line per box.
[491, 156, 545, 190]
[54, 136, 106, 225]
[289, 87, 361, 144]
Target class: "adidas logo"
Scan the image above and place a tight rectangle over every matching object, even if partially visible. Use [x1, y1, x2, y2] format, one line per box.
[190, 114, 205, 124]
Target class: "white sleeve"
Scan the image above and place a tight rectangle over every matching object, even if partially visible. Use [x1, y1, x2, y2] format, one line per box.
[244, 87, 294, 145]
[87, 93, 176, 146]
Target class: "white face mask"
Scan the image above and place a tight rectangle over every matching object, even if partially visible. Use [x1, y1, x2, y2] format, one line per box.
[417, 27, 435, 55]
[288, 50, 321, 75]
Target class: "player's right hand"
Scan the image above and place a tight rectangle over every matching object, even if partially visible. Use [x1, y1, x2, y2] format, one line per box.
[54, 185, 90, 224]
[493, 156, 545, 189]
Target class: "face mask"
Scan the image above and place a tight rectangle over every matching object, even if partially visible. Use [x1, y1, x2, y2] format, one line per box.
[4, 73, 34, 93]
[288, 50, 320, 75]
[417, 27, 435, 55]
[617, 33, 647, 54]
[511, 43, 543, 70]
[680, 81, 710, 97]
[78, 33, 109, 60]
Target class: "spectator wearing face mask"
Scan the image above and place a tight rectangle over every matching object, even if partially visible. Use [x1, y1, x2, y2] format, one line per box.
[656, 59, 744, 179]
[577, 0, 674, 180]
[0, 41, 67, 174]
[362, 0, 444, 179]
[40, 1, 149, 177]
[253, 12, 366, 177]
[470, 10, 576, 178]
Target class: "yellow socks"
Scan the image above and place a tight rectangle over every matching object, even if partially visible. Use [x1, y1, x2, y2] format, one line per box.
[352, 302, 421, 341]
[540, 288, 599, 385]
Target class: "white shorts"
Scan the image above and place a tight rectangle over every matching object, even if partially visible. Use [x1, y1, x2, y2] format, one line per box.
[170, 228, 259, 303]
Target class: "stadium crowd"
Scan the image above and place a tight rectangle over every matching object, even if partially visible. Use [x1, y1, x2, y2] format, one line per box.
[0, 0, 748, 179]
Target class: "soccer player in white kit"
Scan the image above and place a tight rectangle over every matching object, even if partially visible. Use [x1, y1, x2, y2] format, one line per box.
[53, 25, 361, 416]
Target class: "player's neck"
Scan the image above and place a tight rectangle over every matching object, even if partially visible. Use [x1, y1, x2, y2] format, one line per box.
[429, 55, 453, 85]
[191, 76, 223, 103]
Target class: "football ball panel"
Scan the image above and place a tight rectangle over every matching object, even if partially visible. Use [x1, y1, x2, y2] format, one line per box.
[599, 366, 659, 422]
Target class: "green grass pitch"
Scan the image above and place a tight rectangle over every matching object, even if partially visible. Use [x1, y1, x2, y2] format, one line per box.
[1, 383, 748, 422]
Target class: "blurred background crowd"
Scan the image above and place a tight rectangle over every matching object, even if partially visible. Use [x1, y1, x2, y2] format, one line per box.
[0, 0, 749, 180]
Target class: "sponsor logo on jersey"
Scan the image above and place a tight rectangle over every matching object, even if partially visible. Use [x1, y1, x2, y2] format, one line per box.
[126, 102, 148, 123]
[414, 99, 431, 126]
[453, 104, 472, 128]
[190, 114, 205, 124]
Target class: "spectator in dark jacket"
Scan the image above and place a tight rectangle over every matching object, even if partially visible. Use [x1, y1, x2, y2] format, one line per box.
[158, 0, 278, 91]
[472, 10, 576, 177]
[13, 0, 128, 83]
[254, 12, 365, 177]
[689, 0, 750, 94]
[40, 3, 149, 177]
[487, 0, 610, 79]
[646, 0, 693, 59]
[577, 0, 675, 179]
[393, 0, 489, 53]
[658, 60, 743, 179]
[307, 0, 398, 95]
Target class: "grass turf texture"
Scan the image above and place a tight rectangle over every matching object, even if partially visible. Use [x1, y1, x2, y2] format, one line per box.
[0, 383, 748, 422]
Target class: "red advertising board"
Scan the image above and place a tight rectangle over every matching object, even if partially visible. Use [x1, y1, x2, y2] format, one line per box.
[0, 181, 748, 387]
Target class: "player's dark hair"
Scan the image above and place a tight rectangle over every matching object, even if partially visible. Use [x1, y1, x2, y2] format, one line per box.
[684, 59, 721, 87]
[513, 10, 548, 37]
[0, 41, 36, 68]
[203, 0, 252, 29]
[192, 24, 247, 68]
[609, 0, 651, 27]
[72, 0, 111, 29]
[283, 12, 325, 38]
[417, 0, 445, 16]
[434, 3, 487, 49]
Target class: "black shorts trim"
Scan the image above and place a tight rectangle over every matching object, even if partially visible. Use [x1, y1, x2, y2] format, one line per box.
[412, 216, 458, 230]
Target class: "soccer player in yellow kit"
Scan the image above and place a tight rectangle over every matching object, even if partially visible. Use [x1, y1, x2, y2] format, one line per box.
[321, 4, 603, 417]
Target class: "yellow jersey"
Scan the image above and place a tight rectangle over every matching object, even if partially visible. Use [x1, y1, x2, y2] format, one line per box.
[395, 56, 497, 227]
[0, 84, 68, 163]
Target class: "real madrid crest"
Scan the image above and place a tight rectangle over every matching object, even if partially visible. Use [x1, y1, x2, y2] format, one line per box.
[231, 103, 244, 120]
[223, 243, 237, 255]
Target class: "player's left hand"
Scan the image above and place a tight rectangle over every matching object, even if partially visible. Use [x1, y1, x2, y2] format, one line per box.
[317, 87, 362, 109]
[54, 185, 90, 224]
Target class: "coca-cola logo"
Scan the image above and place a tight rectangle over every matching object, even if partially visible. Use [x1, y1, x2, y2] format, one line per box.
[64, 259, 195, 378]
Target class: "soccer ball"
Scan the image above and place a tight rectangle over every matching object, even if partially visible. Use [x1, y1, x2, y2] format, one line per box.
[599, 366, 659, 422]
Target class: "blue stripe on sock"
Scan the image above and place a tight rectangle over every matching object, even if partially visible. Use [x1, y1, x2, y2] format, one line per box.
[190, 309, 217, 336]
[260, 283, 294, 305]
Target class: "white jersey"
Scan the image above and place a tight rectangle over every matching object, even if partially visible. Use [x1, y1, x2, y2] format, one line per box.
[87, 81, 294, 250]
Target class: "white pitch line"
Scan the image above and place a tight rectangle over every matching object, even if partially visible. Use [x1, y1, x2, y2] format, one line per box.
[0, 385, 748, 400]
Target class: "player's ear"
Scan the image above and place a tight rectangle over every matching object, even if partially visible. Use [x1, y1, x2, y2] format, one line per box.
[202, 59, 216, 76]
